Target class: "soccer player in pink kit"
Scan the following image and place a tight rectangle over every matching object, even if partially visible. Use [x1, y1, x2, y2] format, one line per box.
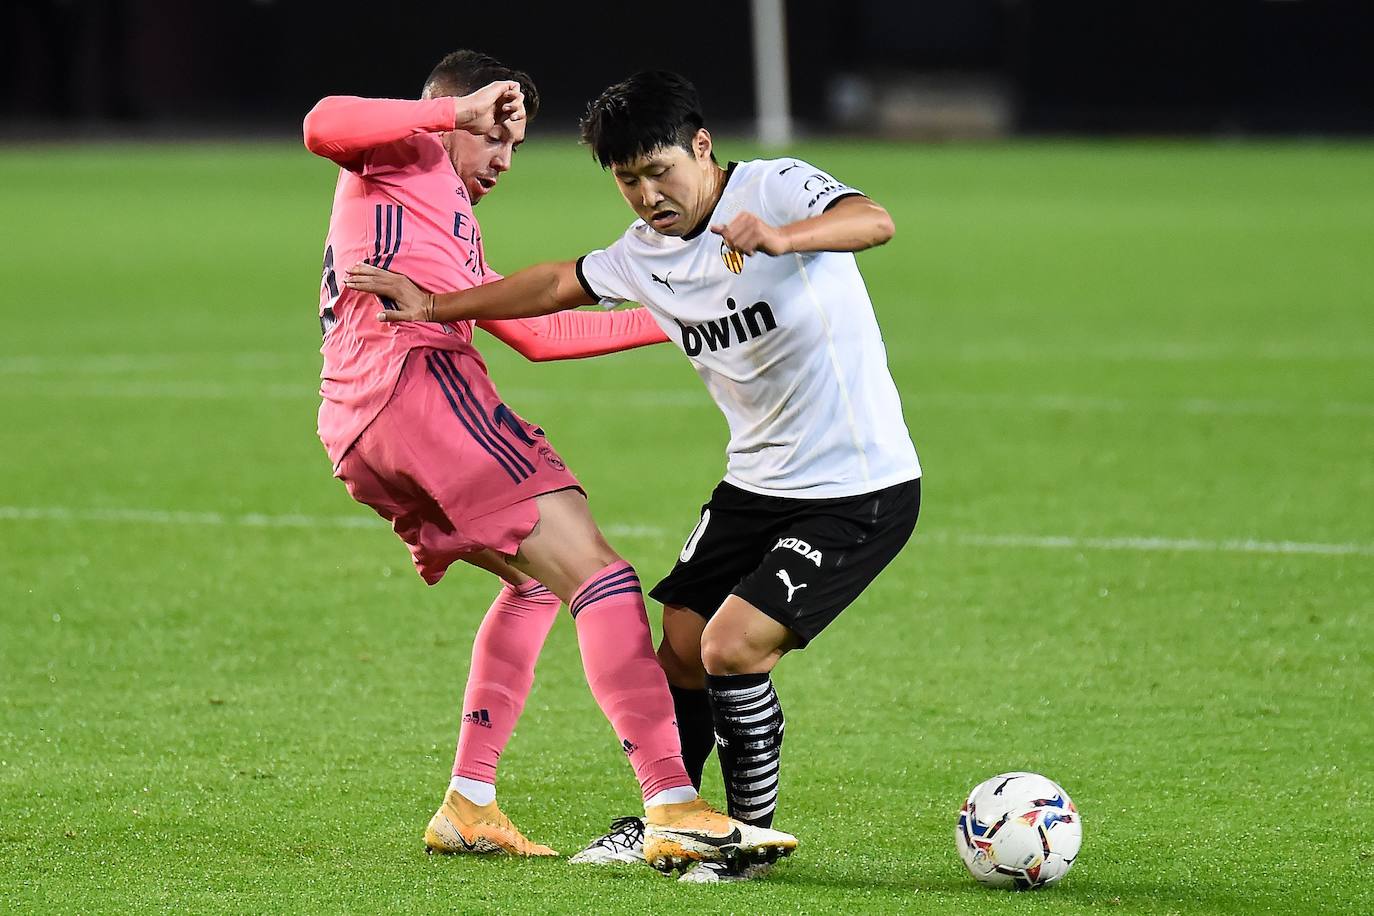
[304, 50, 795, 871]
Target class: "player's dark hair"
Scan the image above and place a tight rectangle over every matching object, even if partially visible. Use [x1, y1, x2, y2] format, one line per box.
[580, 71, 712, 168]
[424, 50, 540, 121]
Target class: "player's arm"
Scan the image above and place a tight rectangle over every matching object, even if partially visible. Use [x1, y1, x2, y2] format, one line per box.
[711, 195, 894, 256]
[477, 310, 669, 362]
[302, 82, 526, 170]
[343, 261, 594, 322]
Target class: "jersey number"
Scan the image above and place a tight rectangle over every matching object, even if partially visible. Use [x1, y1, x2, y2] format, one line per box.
[679, 509, 712, 562]
[320, 245, 340, 335]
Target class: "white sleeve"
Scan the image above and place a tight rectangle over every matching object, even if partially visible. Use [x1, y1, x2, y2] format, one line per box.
[758, 158, 865, 226]
[575, 236, 640, 310]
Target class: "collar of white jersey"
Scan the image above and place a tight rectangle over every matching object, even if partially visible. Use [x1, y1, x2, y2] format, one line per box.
[681, 161, 740, 241]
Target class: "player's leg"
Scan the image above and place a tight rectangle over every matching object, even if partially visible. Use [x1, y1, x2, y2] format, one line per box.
[656, 605, 713, 789]
[335, 359, 565, 857]
[509, 488, 797, 871]
[503, 488, 693, 809]
[449, 550, 555, 803]
[697, 597, 797, 836]
[645, 485, 780, 794]
[571, 607, 714, 866]
[451, 550, 551, 805]
[351, 348, 569, 826]
[654, 601, 794, 882]
[699, 477, 923, 849]
[335, 459, 560, 855]
[572, 483, 793, 868]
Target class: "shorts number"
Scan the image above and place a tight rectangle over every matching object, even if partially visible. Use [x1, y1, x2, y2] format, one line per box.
[679, 509, 711, 562]
[492, 403, 537, 446]
[321, 245, 340, 298]
[320, 245, 340, 336]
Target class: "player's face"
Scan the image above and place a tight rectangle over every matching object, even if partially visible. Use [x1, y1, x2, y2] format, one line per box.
[447, 117, 525, 205]
[611, 129, 718, 236]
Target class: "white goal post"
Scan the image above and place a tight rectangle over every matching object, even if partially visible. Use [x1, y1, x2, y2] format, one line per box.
[751, 0, 794, 148]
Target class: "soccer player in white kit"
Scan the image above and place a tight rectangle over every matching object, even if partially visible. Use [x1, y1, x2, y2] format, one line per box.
[345, 70, 921, 882]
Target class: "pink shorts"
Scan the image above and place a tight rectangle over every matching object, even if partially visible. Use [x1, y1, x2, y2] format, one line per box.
[336, 347, 582, 584]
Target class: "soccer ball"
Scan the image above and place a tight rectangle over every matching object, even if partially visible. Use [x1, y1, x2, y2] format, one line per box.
[954, 771, 1081, 890]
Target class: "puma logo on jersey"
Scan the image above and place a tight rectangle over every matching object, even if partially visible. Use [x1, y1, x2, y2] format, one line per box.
[773, 537, 823, 567]
[776, 570, 807, 602]
[650, 271, 675, 292]
[675, 298, 776, 357]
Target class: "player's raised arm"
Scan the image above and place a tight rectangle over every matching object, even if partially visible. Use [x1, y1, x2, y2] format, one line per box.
[302, 81, 525, 169]
[303, 96, 456, 168]
[711, 195, 895, 256]
[344, 261, 595, 323]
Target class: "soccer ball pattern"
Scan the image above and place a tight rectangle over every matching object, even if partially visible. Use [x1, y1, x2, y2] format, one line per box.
[955, 771, 1081, 890]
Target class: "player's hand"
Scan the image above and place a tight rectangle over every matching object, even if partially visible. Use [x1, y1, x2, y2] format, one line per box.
[453, 80, 525, 135]
[343, 263, 435, 323]
[710, 212, 793, 256]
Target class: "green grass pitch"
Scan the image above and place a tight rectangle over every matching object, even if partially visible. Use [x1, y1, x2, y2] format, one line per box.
[1, 138, 1371, 913]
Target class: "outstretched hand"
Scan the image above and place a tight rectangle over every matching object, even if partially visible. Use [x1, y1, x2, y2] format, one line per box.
[454, 80, 525, 135]
[710, 211, 792, 256]
[343, 263, 434, 323]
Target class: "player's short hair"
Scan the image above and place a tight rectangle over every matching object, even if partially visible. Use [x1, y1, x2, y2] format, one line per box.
[423, 50, 540, 121]
[579, 71, 712, 168]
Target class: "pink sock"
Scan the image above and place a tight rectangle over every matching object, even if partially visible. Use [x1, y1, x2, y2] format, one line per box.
[571, 561, 693, 802]
[451, 579, 561, 784]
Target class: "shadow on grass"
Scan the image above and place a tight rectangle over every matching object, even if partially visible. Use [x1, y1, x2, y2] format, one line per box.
[776, 870, 1264, 913]
[415, 850, 1281, 913]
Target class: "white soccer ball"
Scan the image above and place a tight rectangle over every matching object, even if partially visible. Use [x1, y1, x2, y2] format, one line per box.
[954, 771, 1082, 890]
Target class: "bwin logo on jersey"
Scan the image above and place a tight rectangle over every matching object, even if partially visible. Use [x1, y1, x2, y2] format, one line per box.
[676, 298, 776, 357]
[773, 537, 823, 567]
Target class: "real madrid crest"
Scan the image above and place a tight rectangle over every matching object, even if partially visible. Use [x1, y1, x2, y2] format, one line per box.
[720, 241, 745, 275]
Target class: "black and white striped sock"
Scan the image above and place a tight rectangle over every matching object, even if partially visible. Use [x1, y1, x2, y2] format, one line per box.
[705, 672, 784, 828]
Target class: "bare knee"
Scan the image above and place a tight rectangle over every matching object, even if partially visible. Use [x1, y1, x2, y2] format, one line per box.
[699, 597, 796, 676]
[508, 490, 624, 598]
[699, 629, 770, 676]
[581, 529, 622, 571]
[657, 638, 705, 689]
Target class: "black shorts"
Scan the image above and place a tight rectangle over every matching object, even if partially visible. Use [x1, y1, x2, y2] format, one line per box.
[649, 477, 920, 647]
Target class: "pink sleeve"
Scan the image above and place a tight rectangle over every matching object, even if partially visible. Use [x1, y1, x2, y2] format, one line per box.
[477, 309, 670, 362]
[302, 96, 455, 169]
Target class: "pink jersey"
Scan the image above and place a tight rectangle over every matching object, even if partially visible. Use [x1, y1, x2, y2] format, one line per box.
[306, 96, 670, 468]
[308, 96, 501, 467]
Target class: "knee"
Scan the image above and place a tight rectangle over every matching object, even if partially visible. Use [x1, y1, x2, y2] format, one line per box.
[699, 627, 764, 677]
[589, 534, 623, 571]
[532, 548, 627, 602]
[657, 638, 705, 690]
[578, 537, 626, 585]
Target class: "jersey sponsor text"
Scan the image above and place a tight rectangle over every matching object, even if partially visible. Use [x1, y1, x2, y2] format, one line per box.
[676, 298, 776, 357]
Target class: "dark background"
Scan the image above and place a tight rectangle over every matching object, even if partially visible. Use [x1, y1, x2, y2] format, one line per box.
[4, 0, 1372, 135]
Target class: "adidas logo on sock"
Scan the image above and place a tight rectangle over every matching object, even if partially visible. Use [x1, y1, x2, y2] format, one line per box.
[464, 709, 492, 729]
[622, 738, 638, 755]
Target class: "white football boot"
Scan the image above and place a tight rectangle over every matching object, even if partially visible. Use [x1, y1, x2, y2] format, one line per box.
[568, 816, 646, 865]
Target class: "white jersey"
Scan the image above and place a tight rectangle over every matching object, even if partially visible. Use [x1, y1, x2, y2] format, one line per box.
[576, 157, 920, 499]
